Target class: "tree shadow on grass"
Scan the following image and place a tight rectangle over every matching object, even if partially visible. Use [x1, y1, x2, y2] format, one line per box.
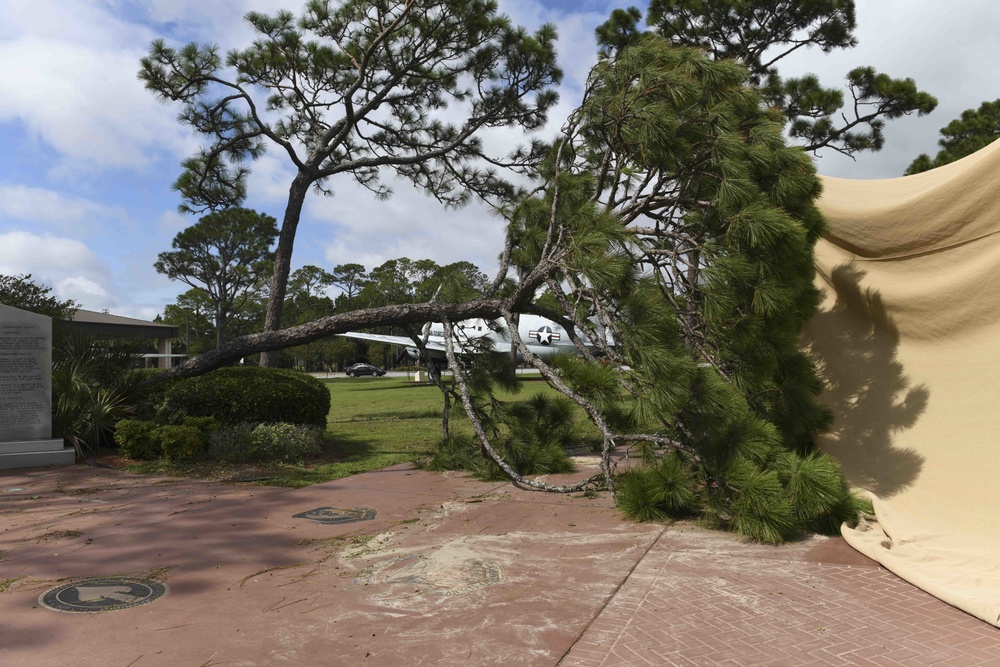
[345, 382, 441, 392]
[802, 263, 927, 497]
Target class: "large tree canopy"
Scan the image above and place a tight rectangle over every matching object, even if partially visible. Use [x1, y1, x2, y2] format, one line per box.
[140, 0, 562, 364]
[905, 98, 1000, 175]
[598, 0, 938, 157]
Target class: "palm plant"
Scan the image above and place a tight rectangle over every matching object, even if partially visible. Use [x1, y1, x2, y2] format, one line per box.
[51, 331, 145, 457]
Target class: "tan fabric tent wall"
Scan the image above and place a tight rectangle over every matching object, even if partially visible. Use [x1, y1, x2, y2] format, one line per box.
[805, 140, 1000, 627]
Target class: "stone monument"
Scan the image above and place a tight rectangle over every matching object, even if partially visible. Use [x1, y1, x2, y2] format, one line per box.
[0, 304, 75, 469]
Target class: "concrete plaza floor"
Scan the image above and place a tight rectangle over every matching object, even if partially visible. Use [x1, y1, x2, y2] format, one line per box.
[1, 462, 998, 666]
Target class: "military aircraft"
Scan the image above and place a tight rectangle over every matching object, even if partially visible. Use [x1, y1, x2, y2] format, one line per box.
[338, 314, 606, 364]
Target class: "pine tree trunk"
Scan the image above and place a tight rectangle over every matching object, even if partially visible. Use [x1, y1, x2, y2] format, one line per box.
[215, 308, 226, 350]
[260, 176, 310, 367]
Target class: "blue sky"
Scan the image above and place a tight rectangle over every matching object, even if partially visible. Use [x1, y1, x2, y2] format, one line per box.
[1, 0, 998, 320]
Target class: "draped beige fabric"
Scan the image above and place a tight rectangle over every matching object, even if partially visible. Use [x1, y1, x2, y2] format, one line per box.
[804, 140, 1000, 626]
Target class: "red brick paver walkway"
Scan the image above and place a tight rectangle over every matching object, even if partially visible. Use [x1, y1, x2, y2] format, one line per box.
[561, 526, 1000, 666]
[2, 463, 999, 666]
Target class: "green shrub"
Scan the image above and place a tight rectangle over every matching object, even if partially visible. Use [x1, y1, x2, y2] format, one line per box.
[158, 367, 330, 426]
[205, 423, 256, 463]
[113, 419, 161, 460]
[128, 369, 180, 422]
[207, 422, 323, 464]
[158, 424, 206, 461]
[182, 416, 219, 437]
[250, 422, 323, 463]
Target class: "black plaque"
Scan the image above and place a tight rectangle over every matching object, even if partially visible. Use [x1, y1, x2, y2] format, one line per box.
[293, 506, 377, 524]
[39, 577, 167, 613]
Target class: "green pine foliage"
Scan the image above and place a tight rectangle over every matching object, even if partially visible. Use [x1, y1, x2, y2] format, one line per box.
[905, 99, 1000, 174]
[500, 35, 866, 543]
[641, 0, 937, 157]
[429, 393, 577, 480]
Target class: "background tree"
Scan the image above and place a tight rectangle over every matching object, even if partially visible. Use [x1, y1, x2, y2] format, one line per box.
[330, 263, 367, 310]
[355, 258, 419, 308]
[905, 99, 1000, 175]
[0, 273, 77, 320]
[288, 265, 336, 300]
[415, 261, 489, 303]
[161, 289, 221, 356]
[601, 0, 938, 157]
[155, 208, 278, 349]
[348, 257, 489, 367]
[284, 265, 336, 370]
[140, 0, 562, 365]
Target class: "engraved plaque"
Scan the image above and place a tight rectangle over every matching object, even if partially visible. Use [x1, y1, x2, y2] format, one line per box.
[0, 304, 53, 441]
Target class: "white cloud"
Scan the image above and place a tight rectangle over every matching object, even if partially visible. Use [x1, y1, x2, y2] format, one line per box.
[159, 209, 196, 232]
[0, 0, 148, 47]
[56, 276, 110, 304]
[309, 177, 506, 276]
[0, 231, 103, 272]
[0, 183, 119, 230]
[0, 37, 193, 172]
[0, 230, 114, 309]
[245, 153, 299, 206]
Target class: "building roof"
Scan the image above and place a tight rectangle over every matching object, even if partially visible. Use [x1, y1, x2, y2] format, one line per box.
[64, 309, 178, 339]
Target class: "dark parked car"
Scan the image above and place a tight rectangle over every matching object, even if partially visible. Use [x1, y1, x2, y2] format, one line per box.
[345, 363, 386, 377]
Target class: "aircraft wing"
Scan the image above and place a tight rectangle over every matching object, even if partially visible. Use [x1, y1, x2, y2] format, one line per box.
[337, 332, 419, 347]
[337, 332, 450, 355]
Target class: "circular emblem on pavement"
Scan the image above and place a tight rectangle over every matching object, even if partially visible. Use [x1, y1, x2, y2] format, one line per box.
[293, 506, 377, 525]
[39, 577, 167, 613]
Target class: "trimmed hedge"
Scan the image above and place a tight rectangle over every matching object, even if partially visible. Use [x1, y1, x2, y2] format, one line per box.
[113, 417, 320, 465]
[151, 367, 330, 427]
[114, 419, 160, 460]
[159, 424, 206, 461]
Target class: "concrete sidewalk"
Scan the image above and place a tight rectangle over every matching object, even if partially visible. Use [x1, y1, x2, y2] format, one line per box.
[1, 463, 998, 666]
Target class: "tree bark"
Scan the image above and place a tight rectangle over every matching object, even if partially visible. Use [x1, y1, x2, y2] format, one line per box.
[215, 308, 226, 350]
[260, 175, 311, 367]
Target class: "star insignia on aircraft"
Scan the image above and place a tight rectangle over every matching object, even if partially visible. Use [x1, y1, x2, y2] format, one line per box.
[529, 326, 561, 345]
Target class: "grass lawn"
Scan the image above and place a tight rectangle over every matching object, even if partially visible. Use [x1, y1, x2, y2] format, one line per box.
[118, 375, 595, 487]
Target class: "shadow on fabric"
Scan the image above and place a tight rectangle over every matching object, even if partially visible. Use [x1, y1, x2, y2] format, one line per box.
[802, 263, 927, 497]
